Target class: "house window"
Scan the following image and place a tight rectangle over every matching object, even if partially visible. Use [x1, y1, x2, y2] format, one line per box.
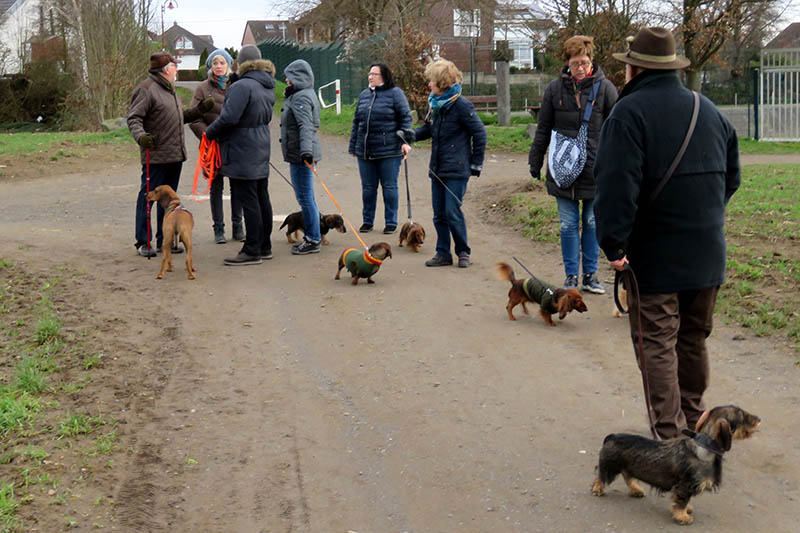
[174, 36, 192, 50]
[453, 9, 480, 38]
[509, 40, 533, 68]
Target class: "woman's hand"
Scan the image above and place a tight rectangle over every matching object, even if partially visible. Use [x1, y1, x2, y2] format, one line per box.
[401, 144, 411, 156]
[609, 256, 629, 271]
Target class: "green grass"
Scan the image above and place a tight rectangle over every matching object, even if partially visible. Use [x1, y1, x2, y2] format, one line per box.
[13, 357, 48, 394]
[0, 481, 19, 531]
[86, 431, 117, 456]
[0, 129, 133, 158]
[34, 316, 61, 345]
[57, 413, 105, 439]
[738, 138, 800, 155]
[507, 191, 559, 242]
[0, 392, 41, 436]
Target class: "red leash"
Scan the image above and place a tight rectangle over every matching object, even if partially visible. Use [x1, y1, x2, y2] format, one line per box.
[193, 134, 220, 202]
[146, 148, 152, 259]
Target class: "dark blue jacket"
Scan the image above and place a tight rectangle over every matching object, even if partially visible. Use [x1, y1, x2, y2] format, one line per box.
[349, 85, 412, 159]
[205, 59, 275, 180]
[595, 70, 741, 293]
[413, 96, 487, 180]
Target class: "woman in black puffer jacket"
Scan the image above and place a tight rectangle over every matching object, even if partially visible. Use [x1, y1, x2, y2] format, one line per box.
[528, 35, 617, 294]
[349, 63, 412, 234]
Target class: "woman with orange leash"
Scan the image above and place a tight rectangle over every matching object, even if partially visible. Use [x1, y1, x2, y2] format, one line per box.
[190, 48, 244, 244]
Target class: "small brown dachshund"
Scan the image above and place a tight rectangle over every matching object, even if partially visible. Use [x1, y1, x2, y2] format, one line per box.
[279, 211, 346, 245]
[591, 405, 760, 525]
[335, 242, 392, 285]
[145, 185, 196, 280]
[398, 221, 426, 252]
[496, 262, 587, 326]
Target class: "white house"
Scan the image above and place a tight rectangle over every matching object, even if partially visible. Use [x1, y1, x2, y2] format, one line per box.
[494, 2, 553, 70]
[161, 22, 215, 71]
[0, 0, 40, 74]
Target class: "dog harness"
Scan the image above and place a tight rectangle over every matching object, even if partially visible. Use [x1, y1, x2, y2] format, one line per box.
[165, 201, 191, 216]
[522, 278, 557, 313]
[341, 248, 383, 277]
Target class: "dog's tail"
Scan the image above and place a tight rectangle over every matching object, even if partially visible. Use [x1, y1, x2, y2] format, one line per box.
[495, 262, 516, 283]
[279, 217, 289, 230]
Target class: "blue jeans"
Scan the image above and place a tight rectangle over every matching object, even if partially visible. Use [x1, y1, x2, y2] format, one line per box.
[555, 196, 599, 276]
[431, 177, 470, 258]
[290, 163, 321, 243]
[357, 156, 401, 227]
[135, 161, 181, 249]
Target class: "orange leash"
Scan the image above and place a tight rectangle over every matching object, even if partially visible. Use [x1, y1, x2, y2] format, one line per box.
[192, 134, 220, 202]
[305, 161, 369, 251]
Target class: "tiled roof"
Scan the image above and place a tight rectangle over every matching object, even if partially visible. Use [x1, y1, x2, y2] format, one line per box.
[765, 22, 800, 49]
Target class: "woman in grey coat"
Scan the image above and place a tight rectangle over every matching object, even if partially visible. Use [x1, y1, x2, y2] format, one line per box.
[280, 59, 323, 255]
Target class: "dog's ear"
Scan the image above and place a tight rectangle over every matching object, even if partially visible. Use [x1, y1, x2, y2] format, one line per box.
[714, 419, 732, 452]
[695, 410, 711, 432]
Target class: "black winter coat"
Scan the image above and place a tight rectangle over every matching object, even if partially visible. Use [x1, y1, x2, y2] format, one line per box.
[414, 96, 487, 180]
[528, 64, 617, 199]
[349, 85, 412, 159]
[594, 70, 741, 293]
[205, 60, 276, 180]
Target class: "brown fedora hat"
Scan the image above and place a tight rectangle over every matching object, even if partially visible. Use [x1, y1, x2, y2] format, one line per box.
[612, 27, 690, 70]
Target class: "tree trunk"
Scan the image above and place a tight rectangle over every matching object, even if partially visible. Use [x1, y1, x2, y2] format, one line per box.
[496, 60, 511, 127]
[685, 69, 701, 91]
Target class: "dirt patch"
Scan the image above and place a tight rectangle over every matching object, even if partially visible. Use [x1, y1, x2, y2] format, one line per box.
[0, 142, 138, 183]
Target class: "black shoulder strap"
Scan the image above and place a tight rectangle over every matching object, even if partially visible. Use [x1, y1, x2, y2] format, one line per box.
[648, 91, 700, 205]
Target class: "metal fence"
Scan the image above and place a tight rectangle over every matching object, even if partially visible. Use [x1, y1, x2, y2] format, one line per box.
[759, 48, 800, 142]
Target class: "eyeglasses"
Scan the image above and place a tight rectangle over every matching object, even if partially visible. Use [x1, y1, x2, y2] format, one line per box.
[368, 72, 381, 77]
[569, 60, 591, 70]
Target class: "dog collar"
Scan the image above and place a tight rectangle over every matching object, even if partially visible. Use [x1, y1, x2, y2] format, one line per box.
[683, 429, 725, 457]
[364, 251, 383, 265]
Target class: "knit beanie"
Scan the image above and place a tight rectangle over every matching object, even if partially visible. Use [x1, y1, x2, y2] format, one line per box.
[206, 48, 233, 70]
[237, 44, 261, 64]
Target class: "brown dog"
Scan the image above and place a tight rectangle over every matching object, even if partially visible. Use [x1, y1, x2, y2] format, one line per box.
[398, 221, 426, 252]
[496, 262, 587, 326]
[591, 405, 760, 525]
[335, 242, 392, 285]
[279, 211, 346, 245]
[145, 185, 196, 280]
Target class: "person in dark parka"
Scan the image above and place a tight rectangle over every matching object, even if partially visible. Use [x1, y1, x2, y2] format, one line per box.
[529, 35, 618, 293]
[594, 27, 741, 439]
[349, 63, 413, 234]
[413, 59, 486, 269]
[205, 44, 276, 266]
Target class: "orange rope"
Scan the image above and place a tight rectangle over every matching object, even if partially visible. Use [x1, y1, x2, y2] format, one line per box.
[305, 161, 369, 251]
[192, 133, 221, 202]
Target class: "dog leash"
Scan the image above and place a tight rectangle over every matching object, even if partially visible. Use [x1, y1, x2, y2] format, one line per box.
[269, 161, 297, 191]
[396, 130, 414, 221]
[614, 264, 660, 440]
[145, 148, 152, 260]
[304, 161, 370, 252]
[192, 134, 220, 202]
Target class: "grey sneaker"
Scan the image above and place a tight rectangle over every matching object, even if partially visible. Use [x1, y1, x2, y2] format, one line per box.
[457, 252, 471, 268]
[564, 274, 579, 289]
[261, 249, 273, 260]
[581, 272, 606, 294]
[425, 254, 453, 267]
[291, 238, 321, 255]
[214, 228, 227, 244]
[224, 252, 262, 266]
[137, 245, 156, 258]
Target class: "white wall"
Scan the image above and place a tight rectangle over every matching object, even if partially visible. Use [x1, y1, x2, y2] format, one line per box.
[0, 0, 39, 74]
[177, 54, 200, 70]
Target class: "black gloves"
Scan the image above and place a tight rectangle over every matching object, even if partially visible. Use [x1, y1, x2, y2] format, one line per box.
[137, 134, 155, 149]
[301, 153, 313, 165]
[199, 97, 214, 113]
[470, 169, 481, 178]
[396, 129, 416, 144]
[529, 167, 540, 179]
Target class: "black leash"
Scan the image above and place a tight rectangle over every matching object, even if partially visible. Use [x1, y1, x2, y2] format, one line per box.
[269, 161, 296, 191]
[615, 263, 660, 441]
[396, 130, 414, 221]
[512, 256, 549, 287]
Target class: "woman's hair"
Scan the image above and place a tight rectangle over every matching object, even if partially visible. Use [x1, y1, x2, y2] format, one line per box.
[369, 63, 395, 89]
[425, 59, 463, 91]
[562, 35, 595, 62]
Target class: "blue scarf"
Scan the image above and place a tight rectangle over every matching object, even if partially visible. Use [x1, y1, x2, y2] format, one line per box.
[428, 83, 462, 115]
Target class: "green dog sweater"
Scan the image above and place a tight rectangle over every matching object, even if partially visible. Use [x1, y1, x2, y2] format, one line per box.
[522, 277, 557, 313]
[342, 248, 382, 278]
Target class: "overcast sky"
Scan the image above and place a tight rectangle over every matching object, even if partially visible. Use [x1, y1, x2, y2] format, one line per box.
[160, 0, 289, 51]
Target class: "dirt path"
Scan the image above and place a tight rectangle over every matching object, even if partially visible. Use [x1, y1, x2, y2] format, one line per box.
[1, 126, 798, 532]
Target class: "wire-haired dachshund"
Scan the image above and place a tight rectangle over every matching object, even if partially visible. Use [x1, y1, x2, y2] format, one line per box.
[145, 185, 196, 280]
[495, 262, 587, 326]
[591, 405, 760, 525]
[279, 211, 346, 245]
[398, 221, 425, 252]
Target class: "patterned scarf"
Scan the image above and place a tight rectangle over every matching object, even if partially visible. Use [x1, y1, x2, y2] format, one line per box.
[427, 83, 462, 117]
[210, 72, 229, 91]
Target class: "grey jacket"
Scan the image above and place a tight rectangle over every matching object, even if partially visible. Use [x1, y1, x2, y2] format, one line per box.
[280, 59, 322, 164]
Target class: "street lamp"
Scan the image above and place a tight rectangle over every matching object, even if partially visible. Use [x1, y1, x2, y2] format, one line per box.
[161, 0, 178, 51]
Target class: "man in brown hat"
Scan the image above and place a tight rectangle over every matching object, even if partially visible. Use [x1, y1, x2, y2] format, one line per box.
[127, 52, 213, 257]
[594, 27, 741, 439]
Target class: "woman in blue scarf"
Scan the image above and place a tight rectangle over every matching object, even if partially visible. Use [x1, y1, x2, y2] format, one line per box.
[190, 48, 244, 244]
[411, 59, 486, 268]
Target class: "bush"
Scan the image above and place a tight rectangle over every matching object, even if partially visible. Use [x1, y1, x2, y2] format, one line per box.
[0, 60, 75, 125]
[198, 66, 208, 81]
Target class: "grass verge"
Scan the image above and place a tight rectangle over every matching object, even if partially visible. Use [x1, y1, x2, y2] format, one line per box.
[503, 164, 800, 351]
